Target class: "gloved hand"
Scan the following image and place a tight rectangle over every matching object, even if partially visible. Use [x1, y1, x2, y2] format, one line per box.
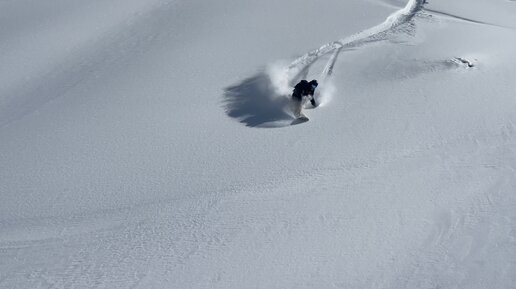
[310, 99, 317, 107]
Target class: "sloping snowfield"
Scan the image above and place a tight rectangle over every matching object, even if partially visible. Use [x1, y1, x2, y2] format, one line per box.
[1, 0, 516, 288]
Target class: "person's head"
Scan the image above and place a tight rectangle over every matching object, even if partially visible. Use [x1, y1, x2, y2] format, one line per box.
[309, 79, 318, 89]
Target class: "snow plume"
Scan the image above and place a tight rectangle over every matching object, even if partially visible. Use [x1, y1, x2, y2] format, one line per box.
[267, 60, 335, 108]
[266, 61, 291, 96]
[316, 80, 335, 107]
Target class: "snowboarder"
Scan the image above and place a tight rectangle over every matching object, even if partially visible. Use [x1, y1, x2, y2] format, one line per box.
[291, 79, 318, 119]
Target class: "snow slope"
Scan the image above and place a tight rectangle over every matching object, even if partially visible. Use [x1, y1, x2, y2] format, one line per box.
[1, 0, 516, 288]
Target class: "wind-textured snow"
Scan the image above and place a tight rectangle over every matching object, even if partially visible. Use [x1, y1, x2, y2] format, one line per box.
[1, 0, 516, 288]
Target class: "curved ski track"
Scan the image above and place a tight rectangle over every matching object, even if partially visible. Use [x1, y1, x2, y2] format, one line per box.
[288, 0, 426, 84]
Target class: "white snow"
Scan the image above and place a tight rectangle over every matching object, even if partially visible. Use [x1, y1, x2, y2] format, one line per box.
[1, 0, 516, 288]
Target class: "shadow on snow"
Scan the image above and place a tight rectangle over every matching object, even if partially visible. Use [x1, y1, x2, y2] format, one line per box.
[222, 72, 293, 128]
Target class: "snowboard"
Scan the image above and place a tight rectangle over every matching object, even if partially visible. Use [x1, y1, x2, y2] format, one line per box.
[291, 116, 309, 125]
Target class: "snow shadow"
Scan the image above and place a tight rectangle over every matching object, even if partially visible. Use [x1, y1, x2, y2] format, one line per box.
[223, 71, 293, 128]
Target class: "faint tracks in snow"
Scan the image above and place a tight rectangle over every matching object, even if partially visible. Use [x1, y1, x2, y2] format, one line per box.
[0, 194, 229, 289]
[425, 8, 511, 29]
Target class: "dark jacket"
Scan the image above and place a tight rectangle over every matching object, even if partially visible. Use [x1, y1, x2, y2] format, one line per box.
[292, 80, 314, 100]
[292, 80, 317, 106]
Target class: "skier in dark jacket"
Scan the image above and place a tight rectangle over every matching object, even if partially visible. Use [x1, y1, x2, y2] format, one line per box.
[292, 79, 318, 118]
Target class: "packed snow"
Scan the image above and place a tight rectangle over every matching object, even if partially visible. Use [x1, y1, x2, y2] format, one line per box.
[1, 0, 516, 288]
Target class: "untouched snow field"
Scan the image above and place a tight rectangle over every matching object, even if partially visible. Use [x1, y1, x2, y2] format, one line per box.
[1, 0, 516, 288]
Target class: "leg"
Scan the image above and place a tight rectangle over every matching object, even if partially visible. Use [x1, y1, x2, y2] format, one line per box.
[292, 99, 303, 118]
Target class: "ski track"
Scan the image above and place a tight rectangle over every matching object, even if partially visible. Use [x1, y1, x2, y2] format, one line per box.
[286, 0, 510, 97]
[287, 0, 426, 85]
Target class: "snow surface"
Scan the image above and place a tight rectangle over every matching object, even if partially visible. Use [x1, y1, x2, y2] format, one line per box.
[1, 0, 516, 288]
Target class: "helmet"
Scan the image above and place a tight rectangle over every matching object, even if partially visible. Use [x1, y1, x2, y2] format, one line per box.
[309, 79, 318, 88]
